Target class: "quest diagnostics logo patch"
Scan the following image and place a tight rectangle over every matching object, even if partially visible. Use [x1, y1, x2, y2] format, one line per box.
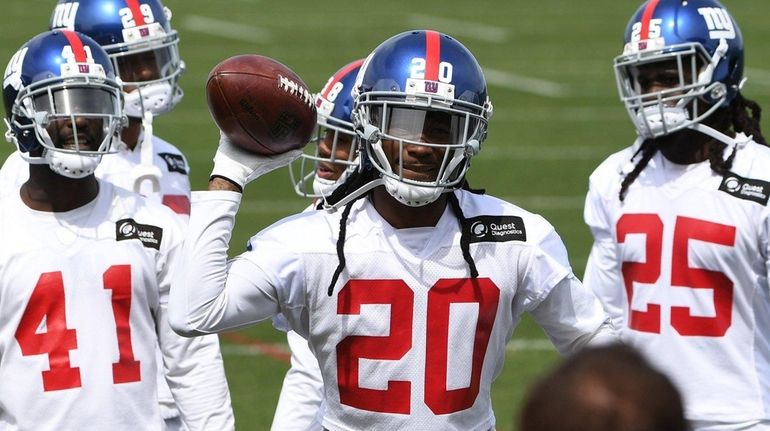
[116, 218, 163, 250]
[466, 215, 526, 244]
[719, 173, 770, 206]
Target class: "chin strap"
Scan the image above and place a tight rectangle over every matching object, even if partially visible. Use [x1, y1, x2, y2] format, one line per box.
[132, 111, 162, 196]
[321, 178, 385, 213]
[688, 122, 750, 157]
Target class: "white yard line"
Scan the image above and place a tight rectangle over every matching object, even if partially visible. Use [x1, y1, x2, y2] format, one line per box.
[484, 68, 570, 98]
[181, 15, 271, 44]
[407, 14, 510, 43]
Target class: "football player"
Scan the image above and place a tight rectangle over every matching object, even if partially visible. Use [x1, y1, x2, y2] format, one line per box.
[583, 0, 770, 429]
[272, 58, 365, 431]
[0, 30, 232, 430]
[0, 2, 232, 430]
[169, 29, 616, 430]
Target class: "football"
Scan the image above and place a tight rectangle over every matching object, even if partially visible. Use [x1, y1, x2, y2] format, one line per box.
[206, 55, 316, 155]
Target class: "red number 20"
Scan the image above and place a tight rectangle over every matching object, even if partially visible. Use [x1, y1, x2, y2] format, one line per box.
[336, 278, 500, 415]
[617, 214, 735, 336]
[14, 265, 141, 391]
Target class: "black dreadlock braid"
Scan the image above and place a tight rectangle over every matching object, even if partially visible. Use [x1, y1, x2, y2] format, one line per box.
[324, 172, 487, 295]
[447, 192, 479, 279]
[618, 141, 657, 202]
[731, 92, 766, 146]
[324, 168, 378, 296]
[618, 92, 768, 202]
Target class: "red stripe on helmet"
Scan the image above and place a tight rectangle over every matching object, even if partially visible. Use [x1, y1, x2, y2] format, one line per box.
[639, 0, 661, 40]
[125, 0, 147, 26]
[321, 58, 365, 100]
[61, 30, 87, 62]
[425, 30, 441, 81]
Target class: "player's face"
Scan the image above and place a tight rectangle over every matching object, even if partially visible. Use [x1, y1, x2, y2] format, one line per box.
[634, 59, 693, 104]
[316, 129, 353, 180]
[46, 117, 104, 151]
[380, 109, 450, 182]
[115, 50, 162, 91]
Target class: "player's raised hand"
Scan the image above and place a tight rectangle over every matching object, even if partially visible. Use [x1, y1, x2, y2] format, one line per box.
[210, 131, 302, 191]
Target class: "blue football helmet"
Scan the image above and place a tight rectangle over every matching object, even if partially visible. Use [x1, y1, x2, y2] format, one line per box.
[614, 0, 744, 139]
[50, 0, 184, 117]
[3, 30, 124, 178]
[290, 59, 364, 198]
[353, 30, 493, 207]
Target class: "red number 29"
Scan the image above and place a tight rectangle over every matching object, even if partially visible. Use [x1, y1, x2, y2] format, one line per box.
[14, 265, 141, 391]
[617, 214, 735, 337]
[336, 278, 500, 415]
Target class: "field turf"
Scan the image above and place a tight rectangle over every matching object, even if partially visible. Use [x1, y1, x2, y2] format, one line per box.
[2, 1, 769, 429]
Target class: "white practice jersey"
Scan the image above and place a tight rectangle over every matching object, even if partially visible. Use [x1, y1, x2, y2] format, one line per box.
[171, 189, 615, 431]
[0, 135, 191, 216]
[270, 330, 325, 431]
[0, 181, 231, 430]
[271, 203, 326, 431]
[584, 136, 770, 425]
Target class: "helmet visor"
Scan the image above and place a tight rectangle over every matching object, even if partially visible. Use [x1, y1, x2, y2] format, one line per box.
[371, 106, 476, 147]
[27, 85, 122, 153]
[113, 42, 182, 85]
[32, 86, 120, 116]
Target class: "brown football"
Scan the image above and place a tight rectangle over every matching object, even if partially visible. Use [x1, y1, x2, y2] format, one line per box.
[206, 55, 316, 155]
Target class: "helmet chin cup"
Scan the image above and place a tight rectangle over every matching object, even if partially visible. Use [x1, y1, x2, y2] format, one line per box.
[44, 150, 102, 179]
[383, 176, 444, 207]
[124, 82, 179, 117]
[634, 105, 690, 138]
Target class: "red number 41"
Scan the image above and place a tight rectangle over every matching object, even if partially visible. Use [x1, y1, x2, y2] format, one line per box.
[617, 214, 736, 337]
[14, 265, 141, 391]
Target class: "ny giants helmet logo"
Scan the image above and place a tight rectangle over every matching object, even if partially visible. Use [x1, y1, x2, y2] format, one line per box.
[631, 7, 735, 44]
[698, 7, 735, 39]
[51, 2, 79, 29]
[3, 47, 28, 91]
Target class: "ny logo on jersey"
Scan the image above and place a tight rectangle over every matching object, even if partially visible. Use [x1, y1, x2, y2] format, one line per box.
[698, 7, 736, 40]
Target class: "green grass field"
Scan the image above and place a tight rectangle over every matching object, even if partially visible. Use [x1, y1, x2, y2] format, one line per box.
[2, 1, 770, 429]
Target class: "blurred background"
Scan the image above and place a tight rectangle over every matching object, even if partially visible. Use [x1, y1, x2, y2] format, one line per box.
[2, 1, 769, 429]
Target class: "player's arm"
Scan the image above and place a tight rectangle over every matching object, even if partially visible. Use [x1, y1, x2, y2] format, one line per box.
[168, 133, 302, 335]
[519, 228, 618, 356]
[582, 179, 626, 327]
[156, 222, 235, 430]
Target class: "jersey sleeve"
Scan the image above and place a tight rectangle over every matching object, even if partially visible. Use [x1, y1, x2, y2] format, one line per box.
[516, 226, 617, 355]
[168, 191, 286, 336]
[582, 173, 626, 327]
[154, 207, 235, 430]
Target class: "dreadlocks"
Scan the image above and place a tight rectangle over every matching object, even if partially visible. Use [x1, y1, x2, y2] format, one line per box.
[325, 171, 485, 296]
[619, 93, 767, 202]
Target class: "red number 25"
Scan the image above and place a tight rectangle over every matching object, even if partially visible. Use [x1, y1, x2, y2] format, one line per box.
[617, 214, 735, 337]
